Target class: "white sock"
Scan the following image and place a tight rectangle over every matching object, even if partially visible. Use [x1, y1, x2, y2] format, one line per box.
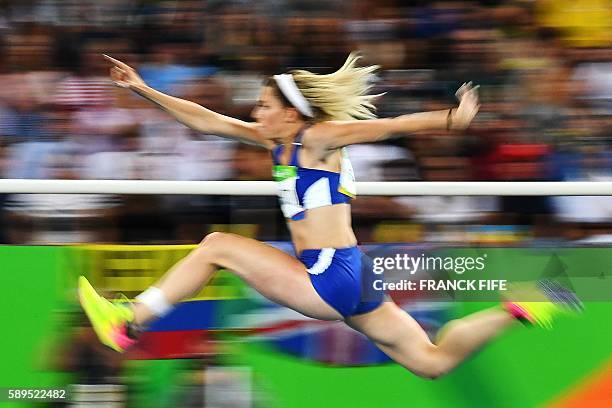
[136, 287, 173, 318]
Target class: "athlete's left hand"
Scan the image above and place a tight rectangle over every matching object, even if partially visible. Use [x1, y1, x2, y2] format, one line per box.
[452, 82, 480, 130]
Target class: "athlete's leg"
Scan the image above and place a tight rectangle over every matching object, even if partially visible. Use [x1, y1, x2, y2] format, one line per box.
[131, 231, 342, 326]
[80, 232, 342, 351]
[345, 302, 515, 379]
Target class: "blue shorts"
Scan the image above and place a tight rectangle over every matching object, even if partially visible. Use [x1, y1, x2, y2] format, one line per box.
[299, 246, 384, 318]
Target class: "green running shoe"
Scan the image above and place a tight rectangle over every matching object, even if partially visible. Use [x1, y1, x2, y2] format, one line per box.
[78, 276, 137, 352]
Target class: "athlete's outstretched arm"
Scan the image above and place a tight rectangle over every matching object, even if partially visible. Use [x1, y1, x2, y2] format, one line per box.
[310, 82, 480, 150]
[104, 55, 272, 149]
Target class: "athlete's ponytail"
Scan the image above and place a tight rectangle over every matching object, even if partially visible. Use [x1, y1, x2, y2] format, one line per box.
[269, 53, 381, 122]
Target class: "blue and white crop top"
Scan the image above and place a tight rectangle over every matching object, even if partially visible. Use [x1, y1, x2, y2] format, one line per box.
[271, 129, 357, 221]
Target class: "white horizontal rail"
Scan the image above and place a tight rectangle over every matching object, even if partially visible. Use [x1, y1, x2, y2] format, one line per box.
[1, 179, 612, 196]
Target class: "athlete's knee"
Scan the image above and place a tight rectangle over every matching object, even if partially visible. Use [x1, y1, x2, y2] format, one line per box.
[419, 367, 448, 381]
[200, 231, 232, 249]
[197, 232, 232, 261]
[410, 346, 451, 380]
[413, 362, 449, 380]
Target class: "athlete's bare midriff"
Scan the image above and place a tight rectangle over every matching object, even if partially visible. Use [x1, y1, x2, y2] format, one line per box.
[286, 203, 357, 255]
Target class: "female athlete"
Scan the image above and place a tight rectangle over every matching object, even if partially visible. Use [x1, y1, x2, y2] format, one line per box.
[79, 53, 580, 379]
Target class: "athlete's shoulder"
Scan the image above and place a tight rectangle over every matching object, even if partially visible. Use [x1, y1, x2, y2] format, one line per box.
[301, 121, 345, 149]
[302, 119, 389, 150]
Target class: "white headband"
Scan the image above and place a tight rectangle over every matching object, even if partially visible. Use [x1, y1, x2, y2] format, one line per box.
[273, 74, 314, 118]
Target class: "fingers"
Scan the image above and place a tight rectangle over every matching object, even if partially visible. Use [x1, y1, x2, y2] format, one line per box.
[110, 66, 130, 88]
[103, 54, 133, 71]
[110, 66, 127, 82]
[455, 82, 479, 101]
[464, 86, 479, 104]
[455, 82, 470, 98]
[111, 66, 126, 77]
[453, 82, 481, 129]
[105, 53, 143, 89]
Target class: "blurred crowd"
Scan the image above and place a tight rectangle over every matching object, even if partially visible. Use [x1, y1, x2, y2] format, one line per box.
[0, 0, 611, 245]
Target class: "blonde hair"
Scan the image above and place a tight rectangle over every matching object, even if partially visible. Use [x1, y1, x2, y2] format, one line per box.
[283, 53, 381, 121]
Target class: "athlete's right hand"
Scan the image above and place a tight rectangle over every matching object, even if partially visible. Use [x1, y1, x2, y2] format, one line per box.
[103, 54, 147, 89]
